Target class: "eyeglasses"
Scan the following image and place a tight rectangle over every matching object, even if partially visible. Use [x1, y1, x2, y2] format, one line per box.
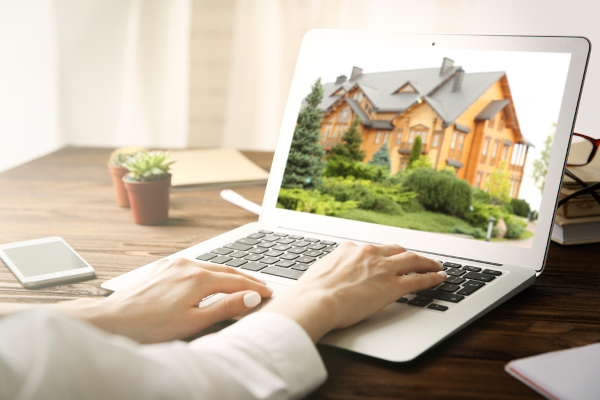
[558, 133, 600, 208]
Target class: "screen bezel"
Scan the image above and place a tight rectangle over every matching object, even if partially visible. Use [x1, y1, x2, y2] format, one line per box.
[260, 30, 590, 273]
[0, 236, 96, 288]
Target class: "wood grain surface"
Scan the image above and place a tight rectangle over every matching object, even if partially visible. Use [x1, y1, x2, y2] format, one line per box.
[1, 147, 599, 399]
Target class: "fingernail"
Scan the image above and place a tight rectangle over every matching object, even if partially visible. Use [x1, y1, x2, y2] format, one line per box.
[438, 270, 448, 278]
[243, 292, 262, 308]
[266, 286, 274, 293]
[437, 260, 444, 269]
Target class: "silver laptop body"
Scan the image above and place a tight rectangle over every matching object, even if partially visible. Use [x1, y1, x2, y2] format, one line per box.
[103, 30, 590, 362]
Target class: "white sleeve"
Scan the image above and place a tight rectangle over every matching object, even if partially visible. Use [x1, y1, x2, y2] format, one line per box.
[0, 309, 327, 400]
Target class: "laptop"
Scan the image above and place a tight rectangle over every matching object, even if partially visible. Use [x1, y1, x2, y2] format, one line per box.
[102, 30, 590, 362]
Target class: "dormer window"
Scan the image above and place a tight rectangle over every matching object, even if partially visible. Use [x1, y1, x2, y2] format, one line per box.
[338, 106, 351, 123]
[396, 83, 416, 93]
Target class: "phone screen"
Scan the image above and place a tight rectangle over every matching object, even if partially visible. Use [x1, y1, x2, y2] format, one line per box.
[2, 241, 88, 277]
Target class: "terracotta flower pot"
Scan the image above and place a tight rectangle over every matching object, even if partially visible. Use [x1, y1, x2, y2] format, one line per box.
[123, 175, 171, 225]
[108, 163, 130, 208]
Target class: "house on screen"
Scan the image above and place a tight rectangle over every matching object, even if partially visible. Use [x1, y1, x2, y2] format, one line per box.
[317, 58, 533, 199]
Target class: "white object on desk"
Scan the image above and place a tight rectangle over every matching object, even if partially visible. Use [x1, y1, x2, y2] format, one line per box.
[505, 342, 600, 400]
[220, 190, 262, 215]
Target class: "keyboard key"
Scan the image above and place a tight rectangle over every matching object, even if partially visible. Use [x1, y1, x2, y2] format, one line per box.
[258, 230, 273, 234]
[229, 251, 248, 258]
[396, 297, 408, 303]
[287, 247, 306, 254]
[261, 266, 304, 280]
[226, 259, 248, 268]
[446, 268, 466, 276]
[408, 296, 434, 307]
[288, 235, 304, 240]
[275, 260, 295, 268]
[247, 233, 266, 239]
[304, 238, 319, 242]
[237, 237, 261, 245]
[304, 250, 323, 258]
[320, 240, 337, 246]
[261, 235, 279, 242]
[416, 289, 465, 303]
[273, 232, 288, 237]
[248, 247, 268, 254]
[443, 262, 462, 269]
[264, 250, 284, 257]
[257, 241, 276, 248]
[212, 248, 234, 255]
[446, 276, 466, 285]
[196, 253, 217, 261]
[462, 265, 482, 272]
[225, 242, 253, 251]
[244, 254, 264, 261]
[260, 257, 280, 264]
[437, 283, 460, 292]
[210, 255, 233, 264]
[292, 241, 311, 247]
[276, 238, 295, 245]
[280, 253, 299, 260]
[296, 256, 316, 264]
[272, 244, 291, 251]
[291, 263, 310, 271]
[482, 269, 502, 276]
[307, 243, 327, 250]
[427, 304, 448, 311]
[241, 262, 267, 271]
[464, 271, 495, 282]
[457, 280, 485, 295]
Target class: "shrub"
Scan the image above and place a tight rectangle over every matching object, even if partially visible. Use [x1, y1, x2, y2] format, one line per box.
[510, 198, 531, 218]
[472, 187, 492, 205]
[319, 177, 416, 215]
[403, 168, 472, 218]
[324, 157, 388, 182]
[467, 203, 504, 229]
[504, 214, 527, 239]
[277, 188, 357, 216]
[449, 225, 486, 239]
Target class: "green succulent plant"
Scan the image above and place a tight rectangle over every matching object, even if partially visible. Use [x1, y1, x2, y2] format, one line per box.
[109, 147, 147, 168]
[123, 151, 175, 182]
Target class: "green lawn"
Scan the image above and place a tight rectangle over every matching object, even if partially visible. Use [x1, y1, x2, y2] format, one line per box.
[338, 208, 472, 233]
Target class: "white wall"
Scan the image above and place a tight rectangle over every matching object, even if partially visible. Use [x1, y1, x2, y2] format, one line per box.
[0, 1, 63, 172]
[223, 0, 598, 151]
[0, 0, 597, 173]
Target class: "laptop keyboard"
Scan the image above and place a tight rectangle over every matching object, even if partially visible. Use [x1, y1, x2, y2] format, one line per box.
[196, 230, 502, 312]
[195, 230, 338, 281]
[397, 262, 503, 312]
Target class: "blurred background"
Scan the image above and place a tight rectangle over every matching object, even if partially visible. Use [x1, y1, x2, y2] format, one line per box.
[0, 0, 597, 173]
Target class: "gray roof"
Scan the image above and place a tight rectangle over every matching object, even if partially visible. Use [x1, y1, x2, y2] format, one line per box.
[475, 99, 510, 120]
[446, 158, 464, 168]
[320, 66, 505, 126]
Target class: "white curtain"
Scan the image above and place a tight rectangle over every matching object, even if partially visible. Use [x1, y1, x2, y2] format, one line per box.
[55, 0, 191, 149]
[222, 0, 372, 151]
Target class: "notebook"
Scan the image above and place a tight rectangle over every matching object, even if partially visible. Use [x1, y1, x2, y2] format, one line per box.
[102, 30, 590, 362]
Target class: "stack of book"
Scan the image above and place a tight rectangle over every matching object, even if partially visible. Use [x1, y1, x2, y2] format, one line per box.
[552, 163, 600, 245]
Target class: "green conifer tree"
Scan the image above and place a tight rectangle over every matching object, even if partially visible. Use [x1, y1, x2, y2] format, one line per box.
[407, 136, 422, 169]
[281, 78, 325, 189]
[368, 142, 391, 171]
[327, 116, 366, 163]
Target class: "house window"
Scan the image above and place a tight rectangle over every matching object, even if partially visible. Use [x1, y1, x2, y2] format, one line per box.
[375, 132, 382, 144]
[450, 131, 458, 149]
[383, 132, 390, 143]
[432, 133, 440, 148]
[488, 116, 496, 130]
[490, 139, 500, 166]
[338, 106, 351, 123]
[396, 130, 403, 145]
[476, 171, 484, 188]
[323, 124, 332, 139]
[481, 136, 490, 163]
[501, 145, 509, 162]
[449, 131, 465, 159]
[357, 92, 364, 102]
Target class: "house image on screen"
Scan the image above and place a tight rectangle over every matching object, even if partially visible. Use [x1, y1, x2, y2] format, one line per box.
[318, 58, 533, 199]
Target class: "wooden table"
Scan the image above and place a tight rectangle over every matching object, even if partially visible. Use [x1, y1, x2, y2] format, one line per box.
[1, 147, 599, 399]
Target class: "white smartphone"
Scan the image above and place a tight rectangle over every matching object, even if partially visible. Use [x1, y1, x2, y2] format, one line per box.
[0, 237, 96, 289]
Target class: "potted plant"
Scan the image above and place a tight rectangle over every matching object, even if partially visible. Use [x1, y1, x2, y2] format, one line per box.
[122, 151, 175, 225]
[108, 147, 146, 207]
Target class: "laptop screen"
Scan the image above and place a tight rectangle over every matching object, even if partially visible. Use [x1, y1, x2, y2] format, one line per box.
[263, 31, 589, 271]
